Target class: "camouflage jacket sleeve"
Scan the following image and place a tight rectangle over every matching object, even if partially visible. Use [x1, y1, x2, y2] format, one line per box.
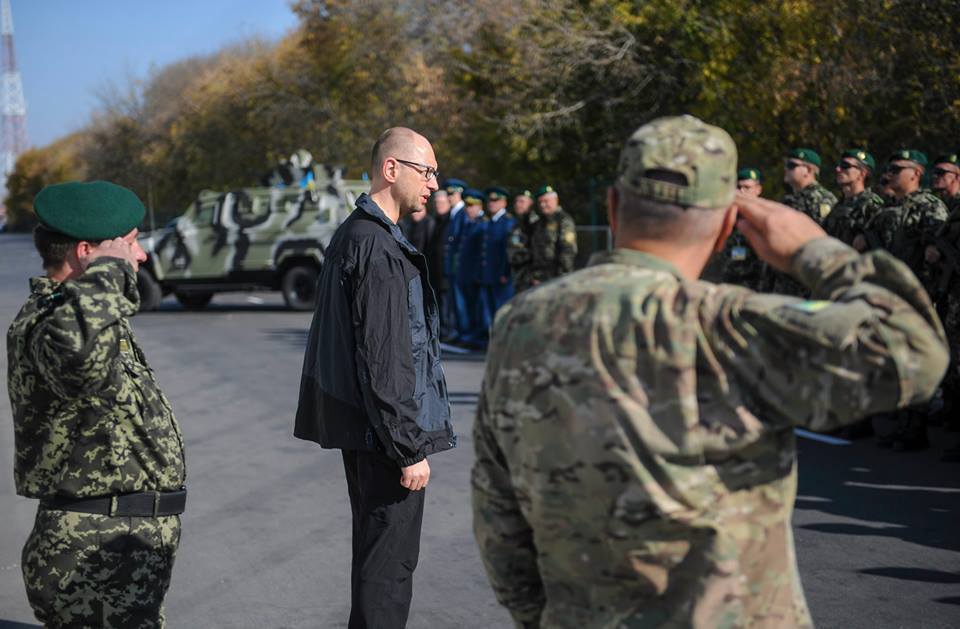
[556, 214, 578, 274]
[704, 238, 948, 431]
[472, 380, 545, 628]
[28, 258, 140, 398]
[508, 221, 531, 270]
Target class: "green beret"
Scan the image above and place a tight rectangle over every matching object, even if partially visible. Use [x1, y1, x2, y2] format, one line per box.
[535, 185, 557, 199]
[786, 148, 821, 168]
[518, 189, 533, 198]
[34, 181, 146, 241]
[888, 149, 927, 167]
[933, 153, 959, 166]
[484, 186, 510, 201]
[737, 167, 762, 182]
[840, 148, 876, 172]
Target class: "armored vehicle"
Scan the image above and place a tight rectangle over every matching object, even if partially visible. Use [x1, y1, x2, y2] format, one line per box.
[137, 165, 368, 311]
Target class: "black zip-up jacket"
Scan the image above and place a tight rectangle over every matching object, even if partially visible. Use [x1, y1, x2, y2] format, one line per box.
[295, 193, 456, 466]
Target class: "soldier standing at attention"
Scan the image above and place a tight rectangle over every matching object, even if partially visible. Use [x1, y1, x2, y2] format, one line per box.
[774, 148, 837, 295]
[7, 181, 187, 628]
[471, 115, 947, 628]
[442, 178, 469, 342]
[859, 150, 949, 451]
[528, 185, 577, 286]
[931, 152, 960, 215]
[455, 189, 489, 349]
[782, 148, 837, 225]
[508, 189, 536, 293]
[824, 149, 884, 247]
[481, 186, 516, 316]
[708, 167, 769, 290]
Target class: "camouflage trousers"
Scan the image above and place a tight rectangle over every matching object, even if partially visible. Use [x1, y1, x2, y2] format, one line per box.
[941, 294, 960, 396]
[23, 508, 180, 629]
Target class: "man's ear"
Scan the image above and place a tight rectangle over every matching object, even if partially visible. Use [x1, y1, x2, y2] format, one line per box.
[606, 186, 618, 244]
[381, 158, 399, 184]
[714, 204, 738, 253]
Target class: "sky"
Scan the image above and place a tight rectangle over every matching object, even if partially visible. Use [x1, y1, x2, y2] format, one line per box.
[12, 0, 300, 148]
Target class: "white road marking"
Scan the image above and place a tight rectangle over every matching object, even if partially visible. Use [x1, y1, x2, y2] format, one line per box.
[795, 428, 852, 445]
[845, 481, 960, 494]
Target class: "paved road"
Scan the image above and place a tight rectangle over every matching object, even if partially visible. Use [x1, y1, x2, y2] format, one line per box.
[1, 232, 958, 628]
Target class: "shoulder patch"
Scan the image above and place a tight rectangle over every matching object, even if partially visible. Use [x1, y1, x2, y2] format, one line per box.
[785, 300, 831, 313]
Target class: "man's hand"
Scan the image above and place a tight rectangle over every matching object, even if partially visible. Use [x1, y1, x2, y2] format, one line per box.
[82, 236, 143, 272]
[734, 192, 828, 273]
[925, 244, 941, 265]
[852, 234, 868, 252]
[400, 458, 430, 491]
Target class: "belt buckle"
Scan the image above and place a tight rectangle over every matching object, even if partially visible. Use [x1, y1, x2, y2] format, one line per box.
[152, 491, 161, 518]
[109, 496, 118, 517]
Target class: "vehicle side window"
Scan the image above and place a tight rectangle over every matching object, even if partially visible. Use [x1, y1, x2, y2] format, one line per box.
[194, 203, 216, 226]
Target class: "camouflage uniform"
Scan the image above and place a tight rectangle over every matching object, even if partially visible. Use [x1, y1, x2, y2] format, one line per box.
[773, 183, 837, 296]
[528, 209, 577, 285]
[927, 209, 960, 418]
[508, 211, 538, 293]
[710, 230, 771, 291]
[823, 190, 885, 247]
[862, 189, 948, 275]
[472, 115, 947, 627]
[7, 257, 186, 629]
[473, 239, 946, 628]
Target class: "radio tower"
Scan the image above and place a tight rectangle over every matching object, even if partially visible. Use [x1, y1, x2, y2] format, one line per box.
[0, 0, 26, 202]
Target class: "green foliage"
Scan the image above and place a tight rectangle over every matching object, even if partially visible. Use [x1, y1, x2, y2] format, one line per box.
[5, 134, 85, 231]
[6, 0, 958, 225]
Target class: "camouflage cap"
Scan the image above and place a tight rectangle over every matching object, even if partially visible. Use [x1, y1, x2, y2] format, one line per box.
[617, 114, 737, 209]
[463, 188, 485, 205]
[840, 148, 876, 172]
[786, 148, 821, 168]
[34, 180, 146, 241]
[888, 149, 927, 167]
[737, 167, 763, 182]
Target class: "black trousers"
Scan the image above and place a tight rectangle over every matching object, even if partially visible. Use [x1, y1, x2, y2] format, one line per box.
[342, 449, 425, 629]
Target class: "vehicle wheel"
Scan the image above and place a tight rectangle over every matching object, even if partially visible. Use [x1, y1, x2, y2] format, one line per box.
[281, 265, 319, 311]
[137, 269, 162, 312]
[175, 291, 213, 310]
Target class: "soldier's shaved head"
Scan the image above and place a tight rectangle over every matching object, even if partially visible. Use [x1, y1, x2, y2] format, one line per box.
[370, 127, 430, 173]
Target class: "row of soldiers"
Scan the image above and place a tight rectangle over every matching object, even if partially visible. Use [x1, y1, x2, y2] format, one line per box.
[710, 147, 960, 458]
[400, 180, 577, 349]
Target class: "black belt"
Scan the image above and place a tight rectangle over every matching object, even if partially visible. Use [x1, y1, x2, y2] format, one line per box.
[41, 488, 187, 517]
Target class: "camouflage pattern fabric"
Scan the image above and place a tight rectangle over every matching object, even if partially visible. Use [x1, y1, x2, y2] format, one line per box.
[782, 182, 837, 226]
[528, 209, 577, 284]
[6, 257, 185, 627]
[862, 189, 948, 275]
[473, 238, 947, 628]
[823, 190, 885, 246]
[508, 212, 538, 293]
[711, 230, 771, 291]
[927, 208, 960, 399]
[23, 509, 180, 628]
[773, 183, 839, 295]
[938, 191, 960, 216]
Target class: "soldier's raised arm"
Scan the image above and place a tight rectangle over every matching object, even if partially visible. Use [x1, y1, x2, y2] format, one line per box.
[708, 193, 948, 431]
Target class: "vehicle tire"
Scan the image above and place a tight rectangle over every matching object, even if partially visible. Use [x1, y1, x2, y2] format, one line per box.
[175, 291, 213, 310]
[137, 269, 163, 312]
[281, 265, 319, 311]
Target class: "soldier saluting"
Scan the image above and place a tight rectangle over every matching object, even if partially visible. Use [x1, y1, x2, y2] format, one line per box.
[7, 181, 186, 628]
[472, 115, 947, 627]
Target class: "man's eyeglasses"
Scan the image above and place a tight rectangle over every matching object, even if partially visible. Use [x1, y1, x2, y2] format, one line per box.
[885, 163, 915, 175]
[395, 159, 439, 182]
[836, 161, 860, 171]
[932, 167, 958, 178]
[785, 161, 806, 170]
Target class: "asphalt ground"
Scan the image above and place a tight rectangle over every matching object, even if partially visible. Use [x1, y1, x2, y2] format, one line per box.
[1, 232, 958, 628]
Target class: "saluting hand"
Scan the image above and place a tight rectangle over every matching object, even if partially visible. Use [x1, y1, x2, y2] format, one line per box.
[734, 192, 828, 273]
[400, 458, 430, 491]
[83, 234, 146, 272]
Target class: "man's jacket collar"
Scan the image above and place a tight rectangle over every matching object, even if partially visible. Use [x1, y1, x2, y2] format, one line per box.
[588, 248, 684, 280]
[355, 193, 419, 256]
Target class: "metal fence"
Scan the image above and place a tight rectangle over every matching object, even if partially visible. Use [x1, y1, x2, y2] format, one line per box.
[574, 225, 613, 268]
